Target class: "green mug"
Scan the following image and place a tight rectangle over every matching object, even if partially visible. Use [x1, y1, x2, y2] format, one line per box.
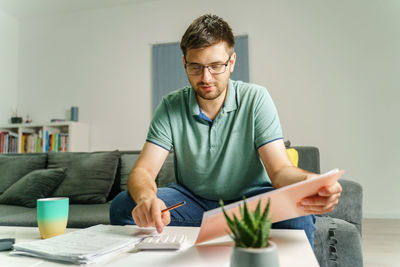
[37, 197, 69, 239]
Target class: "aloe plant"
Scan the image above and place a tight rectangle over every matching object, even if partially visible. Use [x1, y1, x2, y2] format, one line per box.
[220, 198, 272, 248]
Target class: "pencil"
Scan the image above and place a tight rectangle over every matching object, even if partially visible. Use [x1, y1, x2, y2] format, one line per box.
[161, 201, 186, 214]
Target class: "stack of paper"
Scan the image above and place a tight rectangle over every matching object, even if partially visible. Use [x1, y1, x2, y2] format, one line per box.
[11, 224, 155, 264]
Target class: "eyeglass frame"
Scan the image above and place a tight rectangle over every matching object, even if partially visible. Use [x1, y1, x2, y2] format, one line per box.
[184, 55, 232, 76]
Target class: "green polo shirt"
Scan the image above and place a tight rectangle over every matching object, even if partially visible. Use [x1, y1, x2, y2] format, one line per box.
[147, 80, 283, 201]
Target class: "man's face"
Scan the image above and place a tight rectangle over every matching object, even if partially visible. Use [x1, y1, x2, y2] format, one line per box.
[183, 42, 236, 101]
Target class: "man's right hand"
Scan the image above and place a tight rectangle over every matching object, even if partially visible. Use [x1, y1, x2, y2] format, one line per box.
[128, 142, 171, 233]
[132, 197, 171, 233]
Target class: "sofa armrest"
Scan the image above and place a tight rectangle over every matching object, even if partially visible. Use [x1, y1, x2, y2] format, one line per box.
[324, 179, 363, 234]
[314, 217, 363, 267]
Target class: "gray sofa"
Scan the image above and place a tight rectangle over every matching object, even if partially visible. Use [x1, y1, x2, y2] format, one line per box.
[292, 146, 363, 267]
[0, 145, 363, 267]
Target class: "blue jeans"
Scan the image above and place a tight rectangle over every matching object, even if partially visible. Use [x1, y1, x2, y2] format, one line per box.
[110, 183, 316, 247]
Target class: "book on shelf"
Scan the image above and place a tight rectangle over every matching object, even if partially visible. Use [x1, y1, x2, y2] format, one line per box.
[21, 132, 42, 153]
[0, 122, 87, 153]
[37, 130, 42, 152]
[0, 130, 18, 153]
[45, 131, 49, 152]
[21, 133, 25, 153]
[60, 133, 68, 152]
[45, 131, 69, 152]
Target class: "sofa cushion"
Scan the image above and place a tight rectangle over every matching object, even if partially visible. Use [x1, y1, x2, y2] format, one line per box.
[156, 153, 176, 187]
[292, 146, 320, 174]
[286, 148, 299, 167]
[0, 203, 111, 228]
[48, 151, 120, 204]
[67, 203, 111, 228]
[119, 152, 177, 190]
[0, 205, 37, 226]
[120, 154, 140, 191]
[0, 168, 66, 208]
[0, 154, 47, 194]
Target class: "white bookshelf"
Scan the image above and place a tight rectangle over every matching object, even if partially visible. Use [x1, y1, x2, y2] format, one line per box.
[0, 122, 89, 153]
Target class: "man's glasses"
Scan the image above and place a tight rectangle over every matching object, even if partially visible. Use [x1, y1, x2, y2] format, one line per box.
[185, 56, 231, 76]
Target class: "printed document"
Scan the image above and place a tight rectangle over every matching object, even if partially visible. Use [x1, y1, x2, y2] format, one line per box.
[11, 224, 156, 264]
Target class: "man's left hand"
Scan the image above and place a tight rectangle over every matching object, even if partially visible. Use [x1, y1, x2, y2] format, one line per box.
[299, 182, 342, 214]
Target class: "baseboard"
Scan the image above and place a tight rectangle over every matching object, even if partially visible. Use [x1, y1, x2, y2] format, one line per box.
[363, 212, 400, 219]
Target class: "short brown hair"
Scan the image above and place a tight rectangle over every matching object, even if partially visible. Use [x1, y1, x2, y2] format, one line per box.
[180, 14, 235, 57]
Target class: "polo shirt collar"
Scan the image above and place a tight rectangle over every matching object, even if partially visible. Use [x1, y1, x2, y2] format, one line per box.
[189, 86, 200, 116]
[189, 79, 238, 116]
[224, 79, 238, 112]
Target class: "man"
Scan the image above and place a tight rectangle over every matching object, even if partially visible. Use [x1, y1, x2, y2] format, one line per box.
[110, 14, 342, 247]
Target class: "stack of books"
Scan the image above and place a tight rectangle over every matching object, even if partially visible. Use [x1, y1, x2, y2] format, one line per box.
[21, 132, 42, 153]
[0, 131, 18, 153]
[45, 132, 69, 152]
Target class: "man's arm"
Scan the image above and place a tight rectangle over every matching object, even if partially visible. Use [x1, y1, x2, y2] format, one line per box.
[258, 139, 342, 214]
[127, 142, 170, 232]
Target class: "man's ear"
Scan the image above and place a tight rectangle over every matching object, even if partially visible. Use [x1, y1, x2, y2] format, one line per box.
[229, 52, 237, 73]
[182, 55, 186, 67]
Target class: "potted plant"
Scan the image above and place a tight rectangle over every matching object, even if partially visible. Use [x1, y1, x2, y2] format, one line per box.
[220, 198, 279, 267]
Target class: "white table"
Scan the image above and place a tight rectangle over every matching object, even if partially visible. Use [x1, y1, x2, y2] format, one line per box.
[0, 226, 319, 267]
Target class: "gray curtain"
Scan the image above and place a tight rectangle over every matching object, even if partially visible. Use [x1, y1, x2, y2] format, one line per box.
[152, 35, 249, 112]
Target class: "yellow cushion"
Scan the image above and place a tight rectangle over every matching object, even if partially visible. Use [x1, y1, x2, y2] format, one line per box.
[286, 148, 299, 167]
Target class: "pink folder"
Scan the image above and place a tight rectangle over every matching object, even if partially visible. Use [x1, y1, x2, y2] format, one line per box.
[195, 169, 344, 244]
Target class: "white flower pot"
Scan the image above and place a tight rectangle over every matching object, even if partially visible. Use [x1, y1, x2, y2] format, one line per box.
[230, 241, 279, 267]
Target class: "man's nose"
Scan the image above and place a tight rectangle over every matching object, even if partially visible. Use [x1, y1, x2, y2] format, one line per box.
[201, 66, 213, 82]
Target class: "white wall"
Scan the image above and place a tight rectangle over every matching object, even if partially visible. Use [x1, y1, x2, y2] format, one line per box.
[14, 0, 400, 218]
[0, 9, 18, 123]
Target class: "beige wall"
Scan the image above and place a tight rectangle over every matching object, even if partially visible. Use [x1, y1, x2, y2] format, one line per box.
[3, 0, 400, 218]
[0, 9, 18, 123]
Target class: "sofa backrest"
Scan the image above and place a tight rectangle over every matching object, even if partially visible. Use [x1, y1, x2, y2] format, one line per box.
[291, 146, 321, 174]
[0, 145, 321, 202]
[109, 145, 321, 200]
[107, 151, 177, 200]
[0, 142, 320, 201]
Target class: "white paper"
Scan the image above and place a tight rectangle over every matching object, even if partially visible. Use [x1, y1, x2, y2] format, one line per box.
[196, 169, 344, 244]
[11, 224, 156, 264]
